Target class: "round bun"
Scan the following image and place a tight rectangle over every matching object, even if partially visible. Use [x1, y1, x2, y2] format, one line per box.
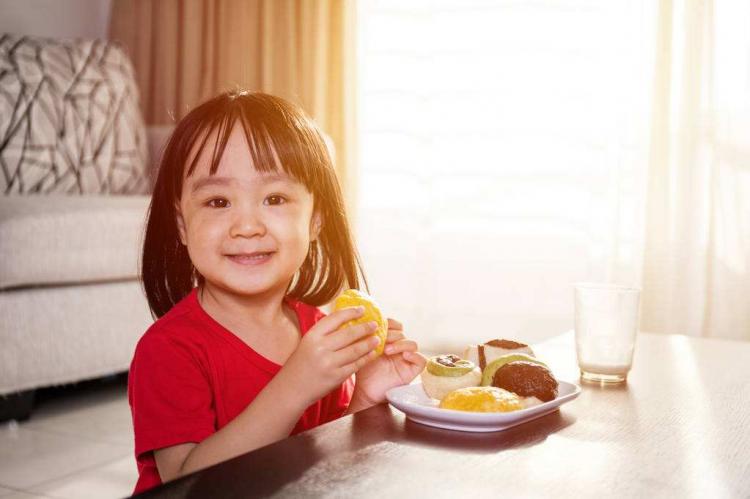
[439, 386, 523, 413]
[333, 289, 387, 356]
[421, 358, 482, 400]
[480, 353, 547, 386]
[491, 361, 559, 402]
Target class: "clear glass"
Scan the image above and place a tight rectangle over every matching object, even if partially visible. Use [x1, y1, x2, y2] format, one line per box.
[574, 283, 640, 383]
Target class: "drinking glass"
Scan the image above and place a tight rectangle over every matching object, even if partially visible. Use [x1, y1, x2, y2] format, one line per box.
[574, 283, 640, 383]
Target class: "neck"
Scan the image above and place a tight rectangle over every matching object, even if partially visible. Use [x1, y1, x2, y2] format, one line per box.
[198, 283, 293, 333]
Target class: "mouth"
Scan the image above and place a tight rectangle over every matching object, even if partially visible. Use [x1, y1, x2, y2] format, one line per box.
[226, 251, 275, 265]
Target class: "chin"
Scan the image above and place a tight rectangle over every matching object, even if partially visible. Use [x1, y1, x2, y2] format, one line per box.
[213, 275, 291, 298]
[221, 283, 281, 297]
[200, 261, 300, 298]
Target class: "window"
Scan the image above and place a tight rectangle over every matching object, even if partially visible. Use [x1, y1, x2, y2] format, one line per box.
[356, 0, 656, 350]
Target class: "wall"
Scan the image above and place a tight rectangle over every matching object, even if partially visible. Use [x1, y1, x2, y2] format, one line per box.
[0, 0, 113, 39]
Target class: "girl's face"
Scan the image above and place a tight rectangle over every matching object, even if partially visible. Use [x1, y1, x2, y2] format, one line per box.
[176, 124, 320, 300]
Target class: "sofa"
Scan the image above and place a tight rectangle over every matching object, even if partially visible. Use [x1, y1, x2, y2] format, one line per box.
[0, 34, 166, 419]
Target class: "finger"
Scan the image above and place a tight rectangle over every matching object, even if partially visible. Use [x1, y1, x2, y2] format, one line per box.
[341, 348, 379, 376]
[387, 318, 403, 330]
[334, 334, 380, 366]
[326, 320, 378, 351]
[402, 351, 428, 375]
[308, 306, 365, 338]
[406, 350, 428, 366]
[383, 339, 418, 356]
[385, 329, 405, 343]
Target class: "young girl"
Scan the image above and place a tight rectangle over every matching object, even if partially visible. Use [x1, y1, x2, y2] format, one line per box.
[129, 91, 426, 494]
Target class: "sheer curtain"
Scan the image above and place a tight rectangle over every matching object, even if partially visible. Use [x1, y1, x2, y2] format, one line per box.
[356, 0, 749, 352]
[642, 0, 750, 340]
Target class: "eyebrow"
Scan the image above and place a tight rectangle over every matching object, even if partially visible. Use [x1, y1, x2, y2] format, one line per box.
[190, 176, 232, 193]
[189, 174, 292, 193]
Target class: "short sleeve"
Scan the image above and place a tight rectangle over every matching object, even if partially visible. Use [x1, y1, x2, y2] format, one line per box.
[129, 332, 216, 459]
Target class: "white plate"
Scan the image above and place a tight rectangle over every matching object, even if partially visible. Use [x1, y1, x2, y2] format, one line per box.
[386, 381, 581, 432]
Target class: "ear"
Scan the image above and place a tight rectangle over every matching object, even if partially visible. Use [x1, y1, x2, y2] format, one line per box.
[310, 211, 322, 242]
[175, 204, 187, 245]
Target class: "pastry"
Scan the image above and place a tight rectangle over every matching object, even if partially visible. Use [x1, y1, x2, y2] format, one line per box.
[480, 353, 547, 386]
[439, 386, 523, 413]
[421, 354, 482, 400]
[462, 339, 535, 370]
[490, 361, 559, 407]
[333, 289, 387, 356]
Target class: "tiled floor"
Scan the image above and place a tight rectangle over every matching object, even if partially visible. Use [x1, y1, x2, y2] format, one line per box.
[0, 376, 136, 499]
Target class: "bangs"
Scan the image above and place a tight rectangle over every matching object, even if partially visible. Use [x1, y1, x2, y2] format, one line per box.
[181, 94, 328, 194]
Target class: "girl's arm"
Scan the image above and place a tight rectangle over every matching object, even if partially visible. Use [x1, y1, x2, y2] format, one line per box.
[344, 388, 379, 415]
[154, 306, 379, 482]
[153, 368, 310, 481]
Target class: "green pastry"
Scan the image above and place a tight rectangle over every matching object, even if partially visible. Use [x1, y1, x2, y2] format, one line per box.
[421, 354, 482, 400]
[480, 353, 547, 387]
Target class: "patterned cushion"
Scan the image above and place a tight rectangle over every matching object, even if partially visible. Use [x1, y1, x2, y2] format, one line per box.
[0, 34, 148, 194]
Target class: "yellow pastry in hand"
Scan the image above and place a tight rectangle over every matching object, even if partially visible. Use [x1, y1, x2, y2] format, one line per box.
[333, 289, 387, 356]
[439, 386, 523, 413]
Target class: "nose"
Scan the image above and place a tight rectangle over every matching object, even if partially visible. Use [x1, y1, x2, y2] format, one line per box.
[229, 205, 267, 239]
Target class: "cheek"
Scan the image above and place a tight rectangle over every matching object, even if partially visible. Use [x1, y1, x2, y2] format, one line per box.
[186, 214, 225, 248]
[286, 220, 312, 247]
[271, 213, 311, 249]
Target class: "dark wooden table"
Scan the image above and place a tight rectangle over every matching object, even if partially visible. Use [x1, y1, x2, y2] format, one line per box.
[136, 332, 750, 498]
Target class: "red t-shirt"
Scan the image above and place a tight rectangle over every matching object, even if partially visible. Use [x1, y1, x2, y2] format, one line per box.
[128, 289, 354, 494]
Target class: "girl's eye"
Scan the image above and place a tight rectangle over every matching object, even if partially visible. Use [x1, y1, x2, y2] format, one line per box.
[265, 195, 287, 206]
[207, 198, 229, 208]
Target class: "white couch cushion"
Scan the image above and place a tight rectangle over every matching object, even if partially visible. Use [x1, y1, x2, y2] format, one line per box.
[0, 195, 150, 289]
[0, 279, 154, 394]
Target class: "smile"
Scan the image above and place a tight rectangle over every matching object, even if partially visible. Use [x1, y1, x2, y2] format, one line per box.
[226, 252, 275, 265]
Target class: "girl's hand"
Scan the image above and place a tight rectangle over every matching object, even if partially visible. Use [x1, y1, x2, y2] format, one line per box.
[280, 306, 381, 407]
[351, 318, 427, 408]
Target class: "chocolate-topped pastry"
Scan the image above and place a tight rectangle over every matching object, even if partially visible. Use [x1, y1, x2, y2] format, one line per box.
[480, 353, 547, 387]
[492, 361, 558, 404]
[485, 339, 527, 349]
[462, 338, 535, 371]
